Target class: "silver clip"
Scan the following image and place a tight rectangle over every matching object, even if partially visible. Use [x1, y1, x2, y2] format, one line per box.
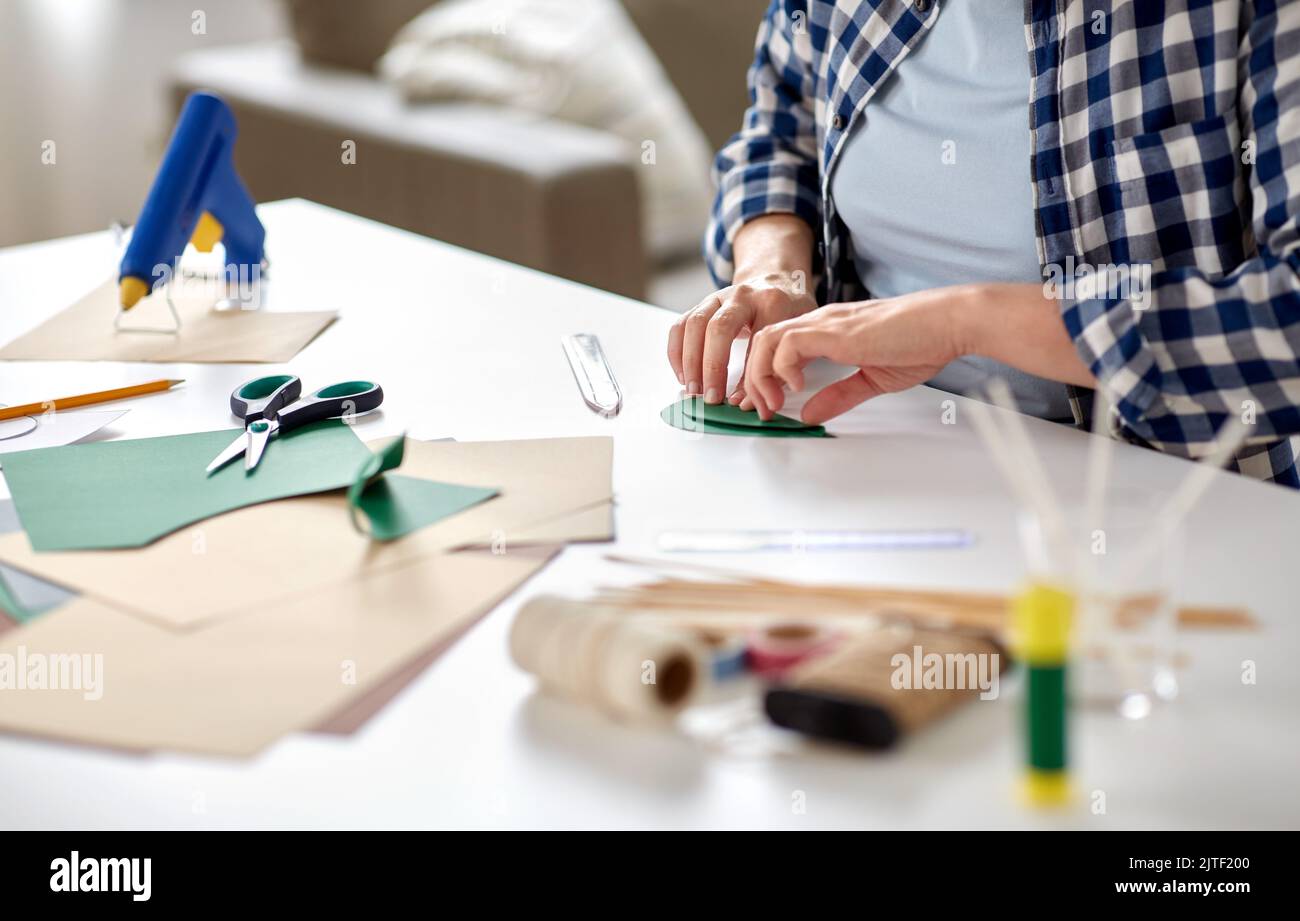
[562, 333, 622, 418]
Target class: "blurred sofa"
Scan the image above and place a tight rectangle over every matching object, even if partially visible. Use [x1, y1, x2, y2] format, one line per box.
[170, 0, 768, 303]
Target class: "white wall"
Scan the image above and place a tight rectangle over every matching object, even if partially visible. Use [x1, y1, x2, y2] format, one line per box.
[0, 0, 286, 248]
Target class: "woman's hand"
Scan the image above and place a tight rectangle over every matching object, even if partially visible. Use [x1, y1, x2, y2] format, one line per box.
[667, 214, 817, 406]
[743, 289, 961, 423]
[742, 283, 1097, 424]
[667, 274, 817, 405]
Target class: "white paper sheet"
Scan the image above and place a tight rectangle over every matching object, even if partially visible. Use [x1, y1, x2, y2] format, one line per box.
[0, 410, 127, 459]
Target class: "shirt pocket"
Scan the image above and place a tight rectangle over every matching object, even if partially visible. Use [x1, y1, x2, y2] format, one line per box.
[1105, 109, 1251, 277]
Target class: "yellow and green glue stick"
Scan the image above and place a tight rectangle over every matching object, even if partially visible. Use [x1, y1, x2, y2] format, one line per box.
[1014, 583, 1073, 806]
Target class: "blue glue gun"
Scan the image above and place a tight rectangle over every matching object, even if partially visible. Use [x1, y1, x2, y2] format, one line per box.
[118, 91, 265, 310]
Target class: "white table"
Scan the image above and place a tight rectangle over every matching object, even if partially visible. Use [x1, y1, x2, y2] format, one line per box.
[1, 200, 1296, 830]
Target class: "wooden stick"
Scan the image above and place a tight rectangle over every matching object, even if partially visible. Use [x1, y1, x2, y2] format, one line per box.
[593, 579, 1256, 632]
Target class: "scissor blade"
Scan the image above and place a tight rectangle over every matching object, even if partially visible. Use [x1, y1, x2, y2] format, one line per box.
[244, 422, 274, 472]
[205, 431, 250, 475]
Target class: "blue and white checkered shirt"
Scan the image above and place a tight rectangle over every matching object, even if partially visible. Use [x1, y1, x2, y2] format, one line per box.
[706, 0, 1300, 487]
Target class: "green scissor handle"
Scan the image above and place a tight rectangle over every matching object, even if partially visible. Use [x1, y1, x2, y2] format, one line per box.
[274, 380, 384, 433]
[230, 374, 302, 423]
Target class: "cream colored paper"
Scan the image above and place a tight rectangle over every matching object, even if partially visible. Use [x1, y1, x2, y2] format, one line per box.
[311, 544, 560, 735]
[0, 278, 336, 363]
[0, 549, 550, 757]
[0, 436, 612, 629]
[459, 499, 613, 550]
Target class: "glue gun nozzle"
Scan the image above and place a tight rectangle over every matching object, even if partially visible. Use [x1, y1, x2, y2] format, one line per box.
[119, 276, 149, 311]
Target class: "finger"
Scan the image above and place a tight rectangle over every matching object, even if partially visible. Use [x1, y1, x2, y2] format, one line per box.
[800, 370, 885, 424]
[666, 316, 686, 384]
[728, 385, 745, 405]
[702, 301, 751, 403]
[771, 328, 826, 393]
[738, 394, 754, 411]
[744, 328, 786, 419]
[680, 296, 723, 395]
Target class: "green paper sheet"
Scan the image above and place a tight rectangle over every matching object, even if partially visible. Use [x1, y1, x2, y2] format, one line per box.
[660, 396, 829, 438]
[1, 421, 373, 551]
[348, 436, 499, 542]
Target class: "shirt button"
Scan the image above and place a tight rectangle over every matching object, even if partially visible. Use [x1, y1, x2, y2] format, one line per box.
[832, 114, 846, 131]
[915, 0, 931, 12]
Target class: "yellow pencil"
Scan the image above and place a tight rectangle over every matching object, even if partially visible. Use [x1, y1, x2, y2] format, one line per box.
[0, 379, 184, 421]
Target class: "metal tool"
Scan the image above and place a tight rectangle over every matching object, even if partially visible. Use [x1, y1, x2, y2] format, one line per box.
[561, 333, 621, 418]
[205, 374, 384, 475]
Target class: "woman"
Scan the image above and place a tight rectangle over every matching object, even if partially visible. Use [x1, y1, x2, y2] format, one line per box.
[666, 1, 1300, 486]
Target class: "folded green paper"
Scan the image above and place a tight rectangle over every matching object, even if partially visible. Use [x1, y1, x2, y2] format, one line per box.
[660, 396, 829, 438]
[347, 435, 498, 542]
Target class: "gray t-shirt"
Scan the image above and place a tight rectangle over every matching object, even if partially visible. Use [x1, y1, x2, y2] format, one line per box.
[828, 0, 1071, 420]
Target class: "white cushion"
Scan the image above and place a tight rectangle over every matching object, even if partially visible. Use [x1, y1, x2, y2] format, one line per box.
[379, 0, 715, 260]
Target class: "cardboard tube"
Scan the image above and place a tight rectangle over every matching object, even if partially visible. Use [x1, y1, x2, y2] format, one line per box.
[510, 596, 707, 722]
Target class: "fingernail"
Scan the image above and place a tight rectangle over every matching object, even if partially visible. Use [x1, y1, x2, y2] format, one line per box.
[728, 392, 742, 405]
[704, 387, 719, 404]
[687, 381, 700, 395]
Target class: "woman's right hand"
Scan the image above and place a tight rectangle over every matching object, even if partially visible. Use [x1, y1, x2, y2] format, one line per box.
[667, 273, 817, 407]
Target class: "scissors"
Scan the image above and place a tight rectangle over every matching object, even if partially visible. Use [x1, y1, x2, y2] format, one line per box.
[205, 374, 384, 475]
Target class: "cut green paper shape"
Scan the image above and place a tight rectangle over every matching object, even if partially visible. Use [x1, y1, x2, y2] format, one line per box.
[680, 396, 818, 430]
[346, 431, 407, 510]
[660, 396, 829, 438]
[1, 420, 373, 551]
[347, 435, 499, 542]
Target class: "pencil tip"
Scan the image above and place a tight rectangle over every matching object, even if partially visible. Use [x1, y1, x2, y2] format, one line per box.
[169, 379, 185, 386]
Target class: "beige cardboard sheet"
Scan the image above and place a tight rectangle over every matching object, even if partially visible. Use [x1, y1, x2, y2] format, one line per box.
[311, 544, 559, 735]
[460, 499, 613, 550]
[0, 278, 336, 363]
[0, 548, 550, 757]
[0, 436, 613, 629]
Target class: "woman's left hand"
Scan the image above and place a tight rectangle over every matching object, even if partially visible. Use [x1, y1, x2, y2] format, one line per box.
[742, 287, 969, 424]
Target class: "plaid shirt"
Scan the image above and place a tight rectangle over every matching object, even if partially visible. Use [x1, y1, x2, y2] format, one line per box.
[706, 0, 1300, 487]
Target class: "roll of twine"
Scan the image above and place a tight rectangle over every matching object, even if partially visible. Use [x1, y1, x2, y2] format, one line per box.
[510, 596, 708, 721]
